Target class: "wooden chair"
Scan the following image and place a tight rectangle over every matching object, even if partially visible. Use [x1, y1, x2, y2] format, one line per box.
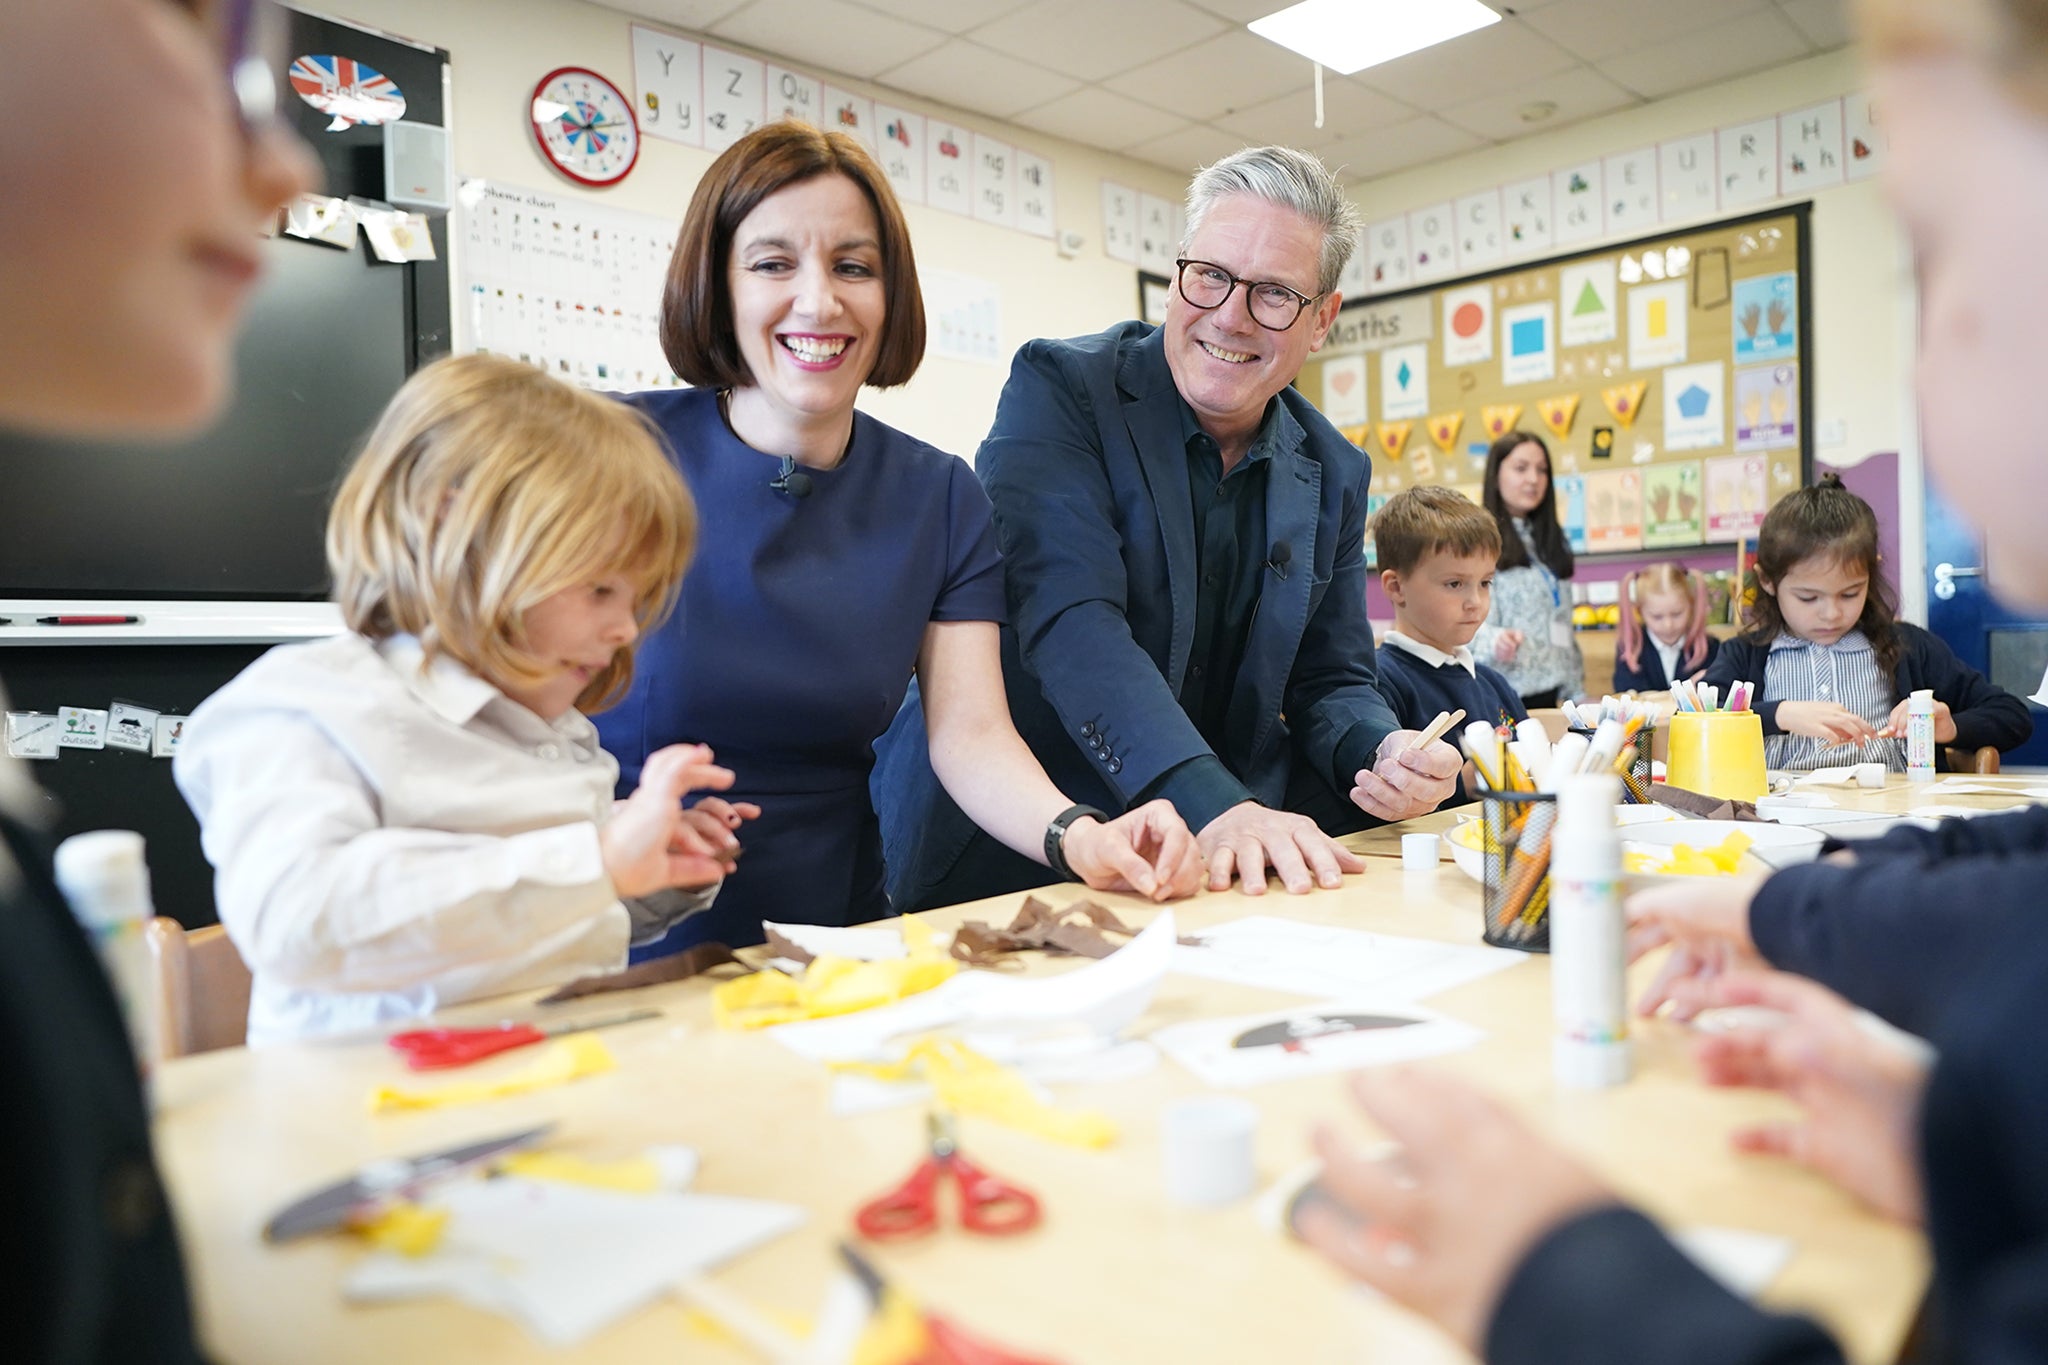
[145, 918, 251, 1061]
[1946, 746, 2000, 774]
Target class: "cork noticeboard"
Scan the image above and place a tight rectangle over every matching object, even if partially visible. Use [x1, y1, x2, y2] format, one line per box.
[1304, 205, 1813, 559]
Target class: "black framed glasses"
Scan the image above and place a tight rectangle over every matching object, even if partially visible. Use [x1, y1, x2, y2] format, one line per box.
[1174, 258, 1322, 331]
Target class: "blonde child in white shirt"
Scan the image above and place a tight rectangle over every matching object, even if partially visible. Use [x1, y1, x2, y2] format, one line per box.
[177, 353, 749, 1044]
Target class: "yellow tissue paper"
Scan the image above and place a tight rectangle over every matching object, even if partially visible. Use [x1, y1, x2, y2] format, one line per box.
[368, 1034, 617, 1113]
[713, 953, 958, 1031]
[849, 1283, 930, 1365]
[1624, 830, 1755, 877]
[496, 1150, 661, 1194]
[836, 1036, 1118, 1150]
[353, 1201, 448, 1256]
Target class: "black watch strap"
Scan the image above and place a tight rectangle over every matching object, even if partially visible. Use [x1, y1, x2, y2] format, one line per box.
[1044, 804, 1108, 881]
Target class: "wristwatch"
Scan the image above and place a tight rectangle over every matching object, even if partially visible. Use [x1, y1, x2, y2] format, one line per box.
[1044, 804, 1107, 881]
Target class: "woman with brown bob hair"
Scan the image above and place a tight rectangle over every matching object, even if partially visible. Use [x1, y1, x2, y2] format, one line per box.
[597, 121, 1202, 955]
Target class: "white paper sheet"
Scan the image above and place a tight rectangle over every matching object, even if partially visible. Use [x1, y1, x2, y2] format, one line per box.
[1673, 1226, 1796, 1298]
[1153, 999, 1483, 1088]
[344, 1179, 805, 1347]
[760, 921, 907, 961]
[1919, 778, 2048, 798]
[1172, 917, 1522, 1003]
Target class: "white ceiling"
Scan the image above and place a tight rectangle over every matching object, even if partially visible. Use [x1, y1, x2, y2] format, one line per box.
[598, 0, 1852, 186]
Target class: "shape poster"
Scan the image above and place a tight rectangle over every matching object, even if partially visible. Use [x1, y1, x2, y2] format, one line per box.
[1583, 468, 1643, 551]
[1380, 343, 1429, 421]
[1499, 301, 1555, 386]
[1732, 271, 1797, 361]
[1706, 453, 1768, 540]
[1642, 460, 1704, 548]
[1734, 363, 1799, 451]
[1626, 279, 1688, 369]
[1319, 353, 1367, 427]
[1441, 282, 1492, 366]
[1663, 361, 1726, 452]
[1559, 259, 1617, 347]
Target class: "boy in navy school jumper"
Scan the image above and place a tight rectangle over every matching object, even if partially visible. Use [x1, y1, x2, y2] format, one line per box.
[1370, 487, 1527, 808]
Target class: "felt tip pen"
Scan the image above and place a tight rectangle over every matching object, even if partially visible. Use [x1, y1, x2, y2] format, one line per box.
[35, 615, 141, 626]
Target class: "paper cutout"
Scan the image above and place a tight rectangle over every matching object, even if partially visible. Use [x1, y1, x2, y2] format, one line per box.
[1427, 411, 1466, 452]
[1559, 259, 1618, 346]
[836, 1037, 1117, 1149]
[1602, 381, 1648, 427]
[355, 1202, 448, 1257]
[1627, 279, 1689, 368]
[1153, 999, 1483, 1088]
[1537, 393, 1581, 439]
[1171, 917, 1520, 1002]
[369, 1036, 617, 1114]
[1377, 421, 1414, 461]
[289, 54, 405, 131]
[1663, 362, 1727, 452]
[1481, 404, 1523, 441]
[712, 952, 958, 1031]
[284, 193, 360, 248]
[1499, 301, 1556, 385]
[1319, 353, 1368, 426]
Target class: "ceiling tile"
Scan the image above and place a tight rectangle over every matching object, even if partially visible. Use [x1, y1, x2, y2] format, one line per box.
[1336, 116, 1487, 182]
[968, 0, 1227, 82]
[1011, 88, 1192, 151]
[1521, 0, 1768, 64]
[1777, 0, 1852, 50]
[708, 0, 948, 79]
[876, 40, 1081, 118]
[1104, 27, 1323, 122]
[1122, 122, 1261, 177]
[1212, 77, 1413, 147]
[1596, 6, 1814, 99]
[592, 0, 753, 32]
[1352, 19, 1581, 107]
[1438, 65, 1639, 141]
[845, 0, 1034, 32]
[1182, 0, 1293, 21]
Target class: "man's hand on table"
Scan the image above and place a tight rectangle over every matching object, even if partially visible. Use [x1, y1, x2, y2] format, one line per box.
[1350, 731, 1462, 821]
[1197, 801, 1365, 895]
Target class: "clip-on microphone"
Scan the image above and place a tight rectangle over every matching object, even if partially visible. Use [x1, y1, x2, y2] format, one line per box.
[769, 455, 813, 499]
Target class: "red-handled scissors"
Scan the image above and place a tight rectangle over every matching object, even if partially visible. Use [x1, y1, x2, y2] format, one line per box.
[855, 1111, 1041, 1240]
[386, 1008, 660, 1070]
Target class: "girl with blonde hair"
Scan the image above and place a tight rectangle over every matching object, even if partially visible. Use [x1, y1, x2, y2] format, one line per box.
[1612, 561, 1718, 692]
[177, 353, 746, 1044]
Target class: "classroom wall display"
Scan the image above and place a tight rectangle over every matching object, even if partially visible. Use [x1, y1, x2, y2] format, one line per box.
[1300, 205, 1812, 556]
[456, 178, 682, 393]
[629, 23, 1053, 243]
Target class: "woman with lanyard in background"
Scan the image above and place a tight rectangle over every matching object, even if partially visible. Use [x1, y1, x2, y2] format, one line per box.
[1472, 430, 1583, 709]
[595, 121, 1202, 957]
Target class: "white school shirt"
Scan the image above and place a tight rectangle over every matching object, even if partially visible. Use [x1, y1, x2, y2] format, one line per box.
[1652, 635, 1685, 688]
[175, 633, 712, 1046]
[1382, 630, 1479, 677]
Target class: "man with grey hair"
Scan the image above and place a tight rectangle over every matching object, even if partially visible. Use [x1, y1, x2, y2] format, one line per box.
[875, 145, 1460, 908]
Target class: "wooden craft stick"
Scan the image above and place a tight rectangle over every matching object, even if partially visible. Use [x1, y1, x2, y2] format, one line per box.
[1406, 708, 1466, 752]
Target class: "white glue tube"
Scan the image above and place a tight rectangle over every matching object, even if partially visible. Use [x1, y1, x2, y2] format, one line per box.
[1550, 773, 1631, 1088]
[1906, 688, 1937, 783]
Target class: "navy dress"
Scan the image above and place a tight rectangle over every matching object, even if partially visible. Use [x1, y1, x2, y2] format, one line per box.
[596, 389, 1006, 953]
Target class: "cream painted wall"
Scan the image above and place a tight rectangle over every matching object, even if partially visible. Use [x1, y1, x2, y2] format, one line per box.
[1341, 46, 1927, 616]
[318, 0, 1187, 459]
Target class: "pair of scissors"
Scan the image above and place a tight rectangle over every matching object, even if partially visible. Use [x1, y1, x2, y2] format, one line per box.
[854, 1111, 1041, 1241]
[385, 1007, 659, 1070]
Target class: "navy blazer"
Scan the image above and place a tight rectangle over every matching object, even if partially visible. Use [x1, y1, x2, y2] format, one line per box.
[874, 321, 1401, 910]
[1610, 633, 1719, 693]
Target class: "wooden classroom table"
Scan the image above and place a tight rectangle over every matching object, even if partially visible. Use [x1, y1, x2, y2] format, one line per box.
[154, 786, 2029, 1365]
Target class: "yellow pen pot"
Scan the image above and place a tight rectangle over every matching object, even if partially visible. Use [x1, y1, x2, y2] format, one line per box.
[1663, 711, 1768, 802]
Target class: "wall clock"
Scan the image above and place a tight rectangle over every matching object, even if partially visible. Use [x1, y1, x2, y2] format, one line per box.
[530, 66, 640, 187]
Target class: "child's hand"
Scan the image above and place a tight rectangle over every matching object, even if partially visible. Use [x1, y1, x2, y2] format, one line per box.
[1669, 969, 1930, 1225]
[602, 743, 741, 897]
[1625, 872, 1768, 1019]
[1775, 700, 1879, 747]
[1877, 696, 1956, 743]
[1491, 629, 1523, 664]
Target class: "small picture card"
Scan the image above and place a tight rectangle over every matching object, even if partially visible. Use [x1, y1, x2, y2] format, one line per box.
[57, 706, 110, 750]
[105, 701, 161, 754]
[5, 711, 61, 760]
[362, 209, 437, 263]
[153, 715, 191, 759]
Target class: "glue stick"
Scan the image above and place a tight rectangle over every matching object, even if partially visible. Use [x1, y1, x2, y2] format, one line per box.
[1906, 689, 1937, 783]
[1550, 774, 1630, 1088]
